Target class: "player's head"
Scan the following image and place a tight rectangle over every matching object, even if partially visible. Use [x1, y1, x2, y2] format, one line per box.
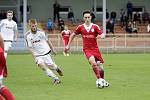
[29, 19, 38, 34]
[83, 10, 92, 24]
[6, 10, 13, 20]
[64, 25, 68, 30]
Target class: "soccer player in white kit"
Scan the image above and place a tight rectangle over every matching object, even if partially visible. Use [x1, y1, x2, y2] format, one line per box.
[0, 10, 19, 58]
[25, 19, 63, 85]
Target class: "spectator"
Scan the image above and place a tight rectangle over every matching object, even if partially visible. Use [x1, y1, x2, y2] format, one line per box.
[126, 21, 132, 33]
[106, 20, 114, 34]
[46, 18, 54, 33]
[120, 9, 126, 28]
[126, 1, 133, 20]
[12, 12, 18, 23]
[132, 21, 138, 33]
[142, 9, 149, 24]
[53, 0, 60, 23]
[68, 8, 76, 25]
[110, 11, 117, 23]
[91, 11, 96, 23]
[61, 25, 71, 56]
[106, 9, 109, 21]
[58, 18, 65, 31]
[147, 22, 150, 32]
[133, 12, 141, 24]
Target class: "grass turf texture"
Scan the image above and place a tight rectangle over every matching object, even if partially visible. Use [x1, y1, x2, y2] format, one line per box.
[4, 54, 150, 100]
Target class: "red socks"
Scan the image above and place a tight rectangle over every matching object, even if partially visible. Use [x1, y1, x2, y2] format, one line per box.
[0, 87, 14, 100]
[92, 64, 101, 79]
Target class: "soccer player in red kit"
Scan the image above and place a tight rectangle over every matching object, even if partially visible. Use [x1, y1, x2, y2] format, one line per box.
[61, 25, 71, 56]
[66, 10, 109, 88]
[0, 34, 14, 100]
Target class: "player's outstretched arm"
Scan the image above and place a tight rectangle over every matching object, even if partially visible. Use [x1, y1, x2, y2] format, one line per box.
[66, 32, 76, 50]
[47, 40, 56, 55]
[99, 33, 105, 39]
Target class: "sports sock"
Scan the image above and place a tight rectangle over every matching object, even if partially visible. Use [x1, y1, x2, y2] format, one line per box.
[99, 64, 104, 79]
[92, 64, 101, 79]
[44, 68, 57, 79]
[0, 87, 14, 100]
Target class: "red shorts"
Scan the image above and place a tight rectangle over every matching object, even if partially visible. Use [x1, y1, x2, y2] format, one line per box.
[0, 48, 7, 77]
[83, 49, 104, 63]
[63, 38, 69, 46]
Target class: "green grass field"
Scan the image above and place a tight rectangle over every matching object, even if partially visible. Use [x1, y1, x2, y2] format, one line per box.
[4, 54, 150, 100]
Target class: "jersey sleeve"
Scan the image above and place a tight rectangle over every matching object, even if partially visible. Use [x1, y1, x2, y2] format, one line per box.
[95, 25, 103, 35]
[74, 25, 81, 35]
[0, 20, 4, 31]
[25, 33, 32, 48]
[41, 32, 48, 41]
[13, 23, 18, 34]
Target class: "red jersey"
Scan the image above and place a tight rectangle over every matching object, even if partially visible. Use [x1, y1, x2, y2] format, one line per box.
[0, 47, 7, 77]
[61, 30, 71, 40]
[74, 23, 103, 50]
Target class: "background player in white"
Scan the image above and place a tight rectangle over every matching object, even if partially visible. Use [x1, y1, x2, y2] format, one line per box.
[26, 19, 63, 85]
[0, 10, 19, 58]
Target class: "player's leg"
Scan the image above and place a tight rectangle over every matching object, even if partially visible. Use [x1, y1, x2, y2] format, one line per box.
[96, 61, 109, 87]
[36, 56, 60, 84]
[45, 55, 63, 76]
[0, 78, 14, 100]
[4, 42, 12, 58]
[63, 40, 67, 56]
[96, 61, 104, 79]
[38, 63, 61, 84]
[89, 56, 101, 79]
[0, 86, 14, 100]
[38, 63, 58, 79]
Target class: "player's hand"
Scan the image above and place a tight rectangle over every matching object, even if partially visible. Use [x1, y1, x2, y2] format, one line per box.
[52, 50, 57, 55]
[65, 45, 70, 50]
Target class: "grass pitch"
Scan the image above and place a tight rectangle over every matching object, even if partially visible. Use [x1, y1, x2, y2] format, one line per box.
[5, 53, 150, 100]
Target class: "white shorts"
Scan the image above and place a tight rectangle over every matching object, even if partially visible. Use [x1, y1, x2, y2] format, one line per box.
[4, 41, 12, 52]
[35, 54, 55, 66]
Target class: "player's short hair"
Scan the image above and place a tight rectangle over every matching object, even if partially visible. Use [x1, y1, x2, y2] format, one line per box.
[29, 19, 37, 25]
[83, 10, 91, 16]
[7, 10, 13, 14]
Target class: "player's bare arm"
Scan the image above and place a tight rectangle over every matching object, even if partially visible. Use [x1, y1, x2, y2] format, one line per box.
[27, 47, 36, 60]
[66, 32, 76, 49]
[99, 33, 105, 39]
[47, 40, 56, 55]
[14, 32, 19, 42]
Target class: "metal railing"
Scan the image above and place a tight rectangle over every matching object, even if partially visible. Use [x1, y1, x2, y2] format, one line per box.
[10, 33, 150, 53]
[48, 33, 150, 53]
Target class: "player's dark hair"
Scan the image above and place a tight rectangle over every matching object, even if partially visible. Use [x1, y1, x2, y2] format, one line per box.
[83, 10, 91, 16]
[7, 10, 13, 14]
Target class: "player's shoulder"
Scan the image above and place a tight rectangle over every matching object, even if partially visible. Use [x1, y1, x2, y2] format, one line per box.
[11, 20, 17, 23]
[0, 19, 6, 23]
[92, 23, 101, 29]
[37, 29, 46, 34]
[76, 24, 84, 29]
[25, 31, 31, 38]
[92, 23, 100, 27]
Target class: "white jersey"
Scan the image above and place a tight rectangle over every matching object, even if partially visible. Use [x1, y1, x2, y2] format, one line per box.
[0, 19, 18, 41]
[25, 29, 51, 56]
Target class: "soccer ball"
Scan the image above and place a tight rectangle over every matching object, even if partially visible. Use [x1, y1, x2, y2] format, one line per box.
[96, 79, 104, 89]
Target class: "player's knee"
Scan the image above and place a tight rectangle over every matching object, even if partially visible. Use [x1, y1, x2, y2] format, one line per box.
[38, 64, 46, 71]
